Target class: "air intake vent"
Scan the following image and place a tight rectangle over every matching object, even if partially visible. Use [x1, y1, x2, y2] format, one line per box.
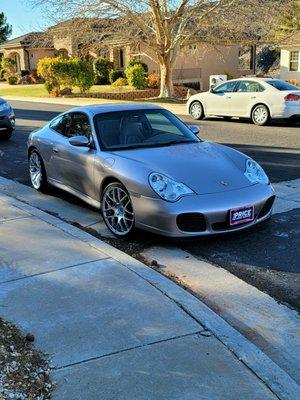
[177, 213, 206, 232]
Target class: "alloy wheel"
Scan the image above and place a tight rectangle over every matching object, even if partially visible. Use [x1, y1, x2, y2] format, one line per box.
[190, 102, 203, 120]
[102, 184, 135, 236]
[252, 105, 269, 126]
[29, 152, 43, 189]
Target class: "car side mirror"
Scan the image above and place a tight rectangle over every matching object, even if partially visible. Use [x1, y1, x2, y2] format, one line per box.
[69, 135, 90, 147]
[188, 125, 200, 135]
[210, 84, 216, 92]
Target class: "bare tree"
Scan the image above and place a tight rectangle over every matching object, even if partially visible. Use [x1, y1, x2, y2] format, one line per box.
[33, 0, 292, 97]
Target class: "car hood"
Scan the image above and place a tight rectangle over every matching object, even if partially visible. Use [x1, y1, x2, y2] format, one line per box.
[113, 142, 252, 195]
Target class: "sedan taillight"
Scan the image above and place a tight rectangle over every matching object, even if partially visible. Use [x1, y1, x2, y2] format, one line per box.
[284, 93, 300, 101]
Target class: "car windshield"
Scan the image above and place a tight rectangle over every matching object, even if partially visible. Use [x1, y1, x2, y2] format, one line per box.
[94, 109, 200, 151]
[266, 80, 299, 91]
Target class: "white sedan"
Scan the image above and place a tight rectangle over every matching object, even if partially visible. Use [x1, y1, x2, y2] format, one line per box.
[187, 78, 300, 126]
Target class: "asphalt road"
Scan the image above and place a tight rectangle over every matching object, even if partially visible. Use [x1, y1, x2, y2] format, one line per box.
[0, 100, 299, 309]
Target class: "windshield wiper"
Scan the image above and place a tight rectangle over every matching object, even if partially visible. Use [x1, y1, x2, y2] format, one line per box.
[109, 139, 198, 151]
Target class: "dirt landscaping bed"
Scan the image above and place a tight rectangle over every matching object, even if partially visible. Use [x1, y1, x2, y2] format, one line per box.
[0, 318, 53, 399]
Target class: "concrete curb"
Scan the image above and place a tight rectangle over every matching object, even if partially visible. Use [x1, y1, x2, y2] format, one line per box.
[3, 95, 187, 115]
[0, 189, 299, 400]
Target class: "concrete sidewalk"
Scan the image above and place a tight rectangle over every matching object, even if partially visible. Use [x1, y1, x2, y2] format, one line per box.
[0, 193, 298, 399]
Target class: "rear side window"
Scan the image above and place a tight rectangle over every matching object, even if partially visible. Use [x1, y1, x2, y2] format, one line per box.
[50, 114, 71, 136]
[236, 81, 264, 93]
[266, 80, 299, 91]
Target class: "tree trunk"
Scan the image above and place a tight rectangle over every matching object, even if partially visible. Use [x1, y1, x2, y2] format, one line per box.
[159, 55, 174, 98]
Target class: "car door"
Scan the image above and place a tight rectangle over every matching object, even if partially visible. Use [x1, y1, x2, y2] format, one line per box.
[230, 81, 265, 116]
[206, 81, 239, 116]
[50, 112, 97, 199]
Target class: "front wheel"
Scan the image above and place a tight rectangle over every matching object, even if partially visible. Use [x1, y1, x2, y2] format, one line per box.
[29, 150, 48, 192]
[251, 104, 270, 126]
[101, 182, 135, 238]
[189, 101, 205, 120]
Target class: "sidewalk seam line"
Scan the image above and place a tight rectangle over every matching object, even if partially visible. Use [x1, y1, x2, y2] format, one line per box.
[53, 331, 203, 371]
[0, 257, 111, 285]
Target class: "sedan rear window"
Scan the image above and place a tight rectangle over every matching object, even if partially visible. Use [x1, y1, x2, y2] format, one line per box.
[94, 109, 200, 151]
[266, 80, 299, 91]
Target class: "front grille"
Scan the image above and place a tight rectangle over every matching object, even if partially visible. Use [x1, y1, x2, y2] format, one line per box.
[257, 196, 275, 219]
[177, 213, 206, 232]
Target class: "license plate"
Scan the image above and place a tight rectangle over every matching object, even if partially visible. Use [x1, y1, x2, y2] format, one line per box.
[229, 205, 254, 226]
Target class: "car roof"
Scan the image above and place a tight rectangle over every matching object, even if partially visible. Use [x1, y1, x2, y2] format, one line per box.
[67, 103, 164, 116]
[227, 77, 275, 83]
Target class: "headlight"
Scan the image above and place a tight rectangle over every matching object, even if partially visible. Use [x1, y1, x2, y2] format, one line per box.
[244, 159, 269, 185]
[149, 172, 194, 202]
[0, 102, 11, 112]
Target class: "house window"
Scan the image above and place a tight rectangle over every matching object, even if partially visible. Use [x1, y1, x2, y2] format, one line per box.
[238, 46, 254, 70]
[289, 51, 299, 72]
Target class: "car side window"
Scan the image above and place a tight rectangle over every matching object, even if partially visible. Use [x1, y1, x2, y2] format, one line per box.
[213, 81, 237, 93]
[236, 81, 264, 93]
[68, 113, 92, 139]
[50, 114, 71, 136]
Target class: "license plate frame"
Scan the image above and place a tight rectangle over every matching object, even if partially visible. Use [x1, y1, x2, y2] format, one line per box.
[229, 205, 254, 226]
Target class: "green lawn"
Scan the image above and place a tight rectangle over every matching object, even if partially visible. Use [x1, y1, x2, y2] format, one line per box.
[0, 84, 135, 98]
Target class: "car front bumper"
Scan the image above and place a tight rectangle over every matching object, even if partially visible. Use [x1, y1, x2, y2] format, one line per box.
[132, 183, 275, 237]
[0, 110, 15, 133]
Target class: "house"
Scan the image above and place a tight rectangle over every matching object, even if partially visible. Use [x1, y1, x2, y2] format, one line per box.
[0, 32, 55, 72]
[0, 20, 255, 91]
[280, 32, 300, 85]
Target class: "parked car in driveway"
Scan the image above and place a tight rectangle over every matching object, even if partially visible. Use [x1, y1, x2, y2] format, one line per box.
[0, 98, 15, 139]
[187, 78, 300, 126]
[27, 104, 275, 238]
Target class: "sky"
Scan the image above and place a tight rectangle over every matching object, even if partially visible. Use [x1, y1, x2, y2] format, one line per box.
[1, 0, 51, 39]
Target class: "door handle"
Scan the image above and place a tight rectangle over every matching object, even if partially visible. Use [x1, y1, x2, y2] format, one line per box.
[251, 96, 256, 99]
[53, 147, 59, 154]
[225, 96, 231, 99]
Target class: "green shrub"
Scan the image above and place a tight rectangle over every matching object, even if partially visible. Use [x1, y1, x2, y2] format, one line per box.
[109, 69, 124, 84]
[1, 57, 16, 74]
[7, 75, 17, 85]
[112, 77, 128, 87]
[93, 57, 113, 84]
[0, 68, 5, 80]
[147, 72, 160, 89]
[125, 64, 147, 89]
[71, 59, 94, 93]
[44, 81, 53, 93]
[37, 57, 95, 94]
[126, 58, 148, 72]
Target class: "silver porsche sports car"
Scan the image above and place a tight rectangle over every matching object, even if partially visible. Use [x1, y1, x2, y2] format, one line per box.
[27, 104, 275, 238]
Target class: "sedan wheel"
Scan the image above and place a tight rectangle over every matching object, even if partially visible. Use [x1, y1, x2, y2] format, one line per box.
[101, 183, 135, 238]
[252, 105, 269, 126]
[29, 150, 48, 191]
[189, 101, 204, 120]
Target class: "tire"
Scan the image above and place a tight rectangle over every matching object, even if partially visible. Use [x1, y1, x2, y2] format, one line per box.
[0, 128, 12, 140]
[101, 182, 135, 238]
[251, 104, 270, 126]
[189, 101, 205, 120]
[28, 150, 48, 192]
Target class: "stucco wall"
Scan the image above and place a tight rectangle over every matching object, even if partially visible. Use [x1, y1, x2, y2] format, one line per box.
[139, 43, 253, 91]
[28, 49, 55, 70]
[280, 48, 300, 82]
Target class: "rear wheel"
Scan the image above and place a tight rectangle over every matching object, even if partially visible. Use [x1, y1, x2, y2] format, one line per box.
[189, 101, 205, 120]
[101, 182, 135, 238]
[29, 150, 48, 192]
[251, 104, 269, 126]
